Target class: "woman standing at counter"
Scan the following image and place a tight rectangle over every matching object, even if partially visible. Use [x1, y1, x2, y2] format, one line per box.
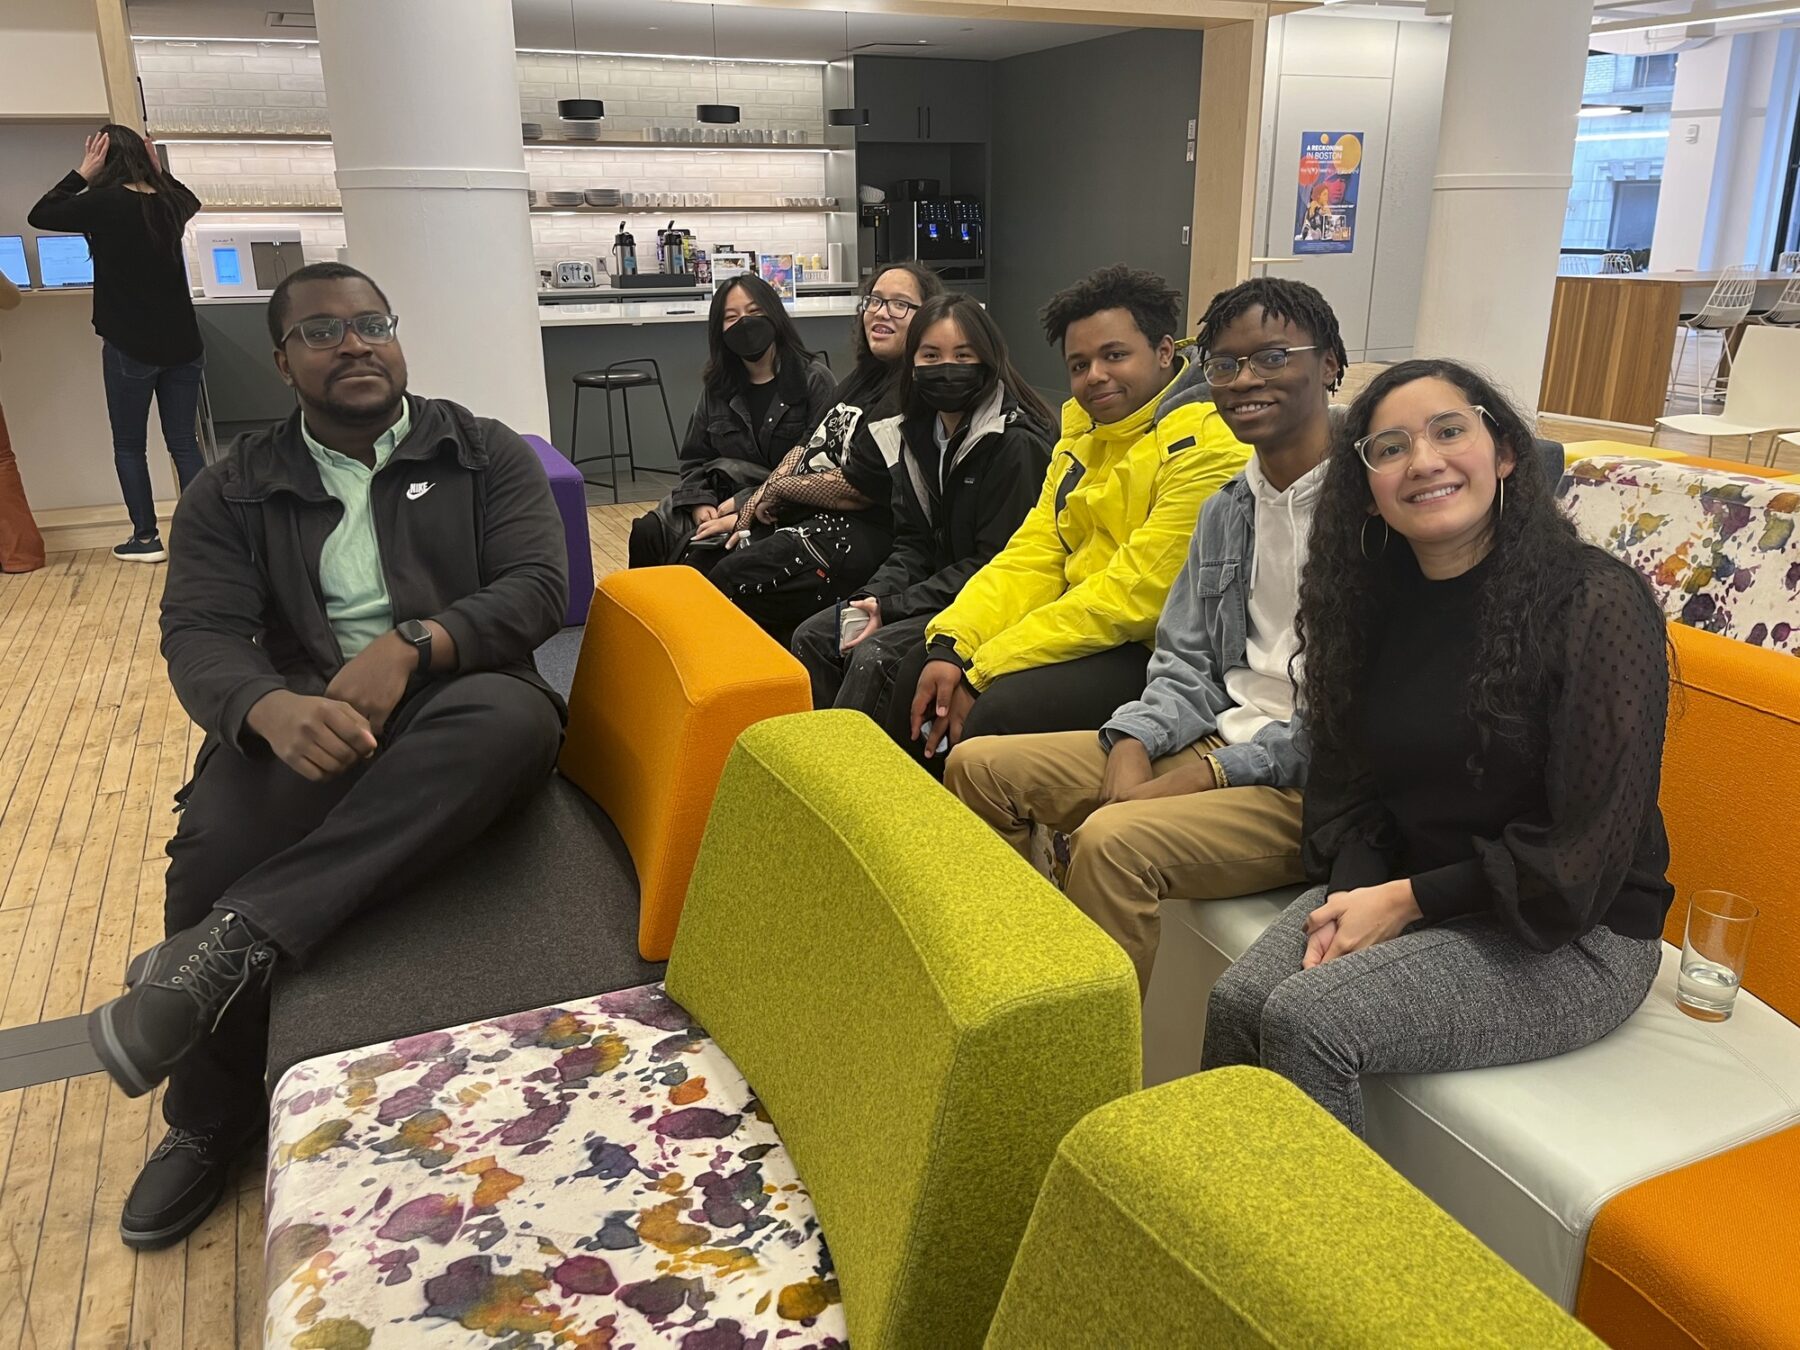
[627, 273, 835, 568]
[0, 269, 47, 573]
[697, 261, 945, 641]
[29, 126, 203, 564]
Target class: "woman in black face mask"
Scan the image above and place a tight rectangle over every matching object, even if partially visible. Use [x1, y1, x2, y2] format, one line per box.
[628, 273, 836, 568]
[789, 293, 1056, 717]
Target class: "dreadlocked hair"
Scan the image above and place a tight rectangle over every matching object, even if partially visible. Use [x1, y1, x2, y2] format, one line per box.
[1196, 277, 1347, 392]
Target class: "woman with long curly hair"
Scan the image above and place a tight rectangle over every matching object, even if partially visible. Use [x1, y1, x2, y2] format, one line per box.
[1201, 358, 1673, 1135]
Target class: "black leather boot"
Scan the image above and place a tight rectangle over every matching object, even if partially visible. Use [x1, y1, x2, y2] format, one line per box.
[120, 1123, 262, 1250]
[88, 909, 275, 1097]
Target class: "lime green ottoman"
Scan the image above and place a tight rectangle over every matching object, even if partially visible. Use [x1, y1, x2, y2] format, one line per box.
[986, 1068, 1599, 1349]
[666, 710, 1142, 1348]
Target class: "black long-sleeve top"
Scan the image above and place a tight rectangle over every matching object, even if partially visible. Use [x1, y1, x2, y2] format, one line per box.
[28, 170, 202, 367]
[1301, 547, 1675, 950]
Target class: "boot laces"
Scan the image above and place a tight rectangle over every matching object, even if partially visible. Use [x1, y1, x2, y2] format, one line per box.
[151, 1126, 222, 1164]
[167, 924, 272, 1027]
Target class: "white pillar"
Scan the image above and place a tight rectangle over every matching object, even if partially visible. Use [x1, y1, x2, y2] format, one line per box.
[314, 0, 549, 438]
[1412, 0, 1594, 413]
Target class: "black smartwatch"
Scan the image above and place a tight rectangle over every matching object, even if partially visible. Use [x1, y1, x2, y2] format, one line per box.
[395, 619, 432, 674]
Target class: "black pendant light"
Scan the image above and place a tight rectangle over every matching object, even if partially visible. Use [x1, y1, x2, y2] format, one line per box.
[827, 13, 869, 127]
[557, 0, 604, 121]
[696, 7, 741, 125]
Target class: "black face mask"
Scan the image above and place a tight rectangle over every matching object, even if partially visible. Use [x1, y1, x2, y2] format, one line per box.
[914, 362, 990, 413]
[722, 315, 775, 360]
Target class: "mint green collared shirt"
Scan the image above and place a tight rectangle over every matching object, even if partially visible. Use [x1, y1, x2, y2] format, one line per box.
[300, 402, 411, 659]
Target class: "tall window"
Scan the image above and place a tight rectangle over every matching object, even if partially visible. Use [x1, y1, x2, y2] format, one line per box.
[1563, 52, 1678, 259]
[1773, 77, 1800, 266]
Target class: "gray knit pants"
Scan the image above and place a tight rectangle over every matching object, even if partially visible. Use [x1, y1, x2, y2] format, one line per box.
[1200, 885, 1663, 1135]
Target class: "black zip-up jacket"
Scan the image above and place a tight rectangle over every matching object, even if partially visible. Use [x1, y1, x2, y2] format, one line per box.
[28, 170, 203, 367]
[669, 354, 837, 511]
[161, 395, 568, 753]
[860, 386, 1053, 623]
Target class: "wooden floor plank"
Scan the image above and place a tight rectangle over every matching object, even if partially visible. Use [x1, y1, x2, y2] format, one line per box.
[180, 1184, 238, 1350]
[73, 1087, 152, 1350]
[233, 1173, 264, 1349]
[0, 1079, 68, 1350]
[22, 1071, 111, 1349]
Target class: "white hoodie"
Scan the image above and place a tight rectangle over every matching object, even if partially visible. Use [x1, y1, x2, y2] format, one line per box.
[1216, 453, 1326, 747]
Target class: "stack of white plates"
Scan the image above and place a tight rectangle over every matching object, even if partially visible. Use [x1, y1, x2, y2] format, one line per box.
[558, 122, 602, 141]
[584, 188, 621, 208]
[522, 122, 543, 141]
[545, 190, 584, 207]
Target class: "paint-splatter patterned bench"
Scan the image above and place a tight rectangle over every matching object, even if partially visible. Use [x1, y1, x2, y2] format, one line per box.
[263, 984, 845, 1349]
[1558, 456, 1800, 654]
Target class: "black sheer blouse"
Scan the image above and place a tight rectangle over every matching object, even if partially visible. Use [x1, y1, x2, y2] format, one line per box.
[1302, 548, 1675, 950]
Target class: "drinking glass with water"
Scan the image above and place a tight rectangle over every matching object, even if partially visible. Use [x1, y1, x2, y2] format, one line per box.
[1675, 890, 1759, 1022]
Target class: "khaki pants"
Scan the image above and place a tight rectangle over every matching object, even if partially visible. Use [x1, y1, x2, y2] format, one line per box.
[946, 731, 1305, 994]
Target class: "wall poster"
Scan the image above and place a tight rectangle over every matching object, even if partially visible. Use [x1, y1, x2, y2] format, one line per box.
[1293, 131, 1364, 255]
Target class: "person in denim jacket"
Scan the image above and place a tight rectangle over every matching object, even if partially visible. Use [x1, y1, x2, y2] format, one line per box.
[948, 279, 1345, 992]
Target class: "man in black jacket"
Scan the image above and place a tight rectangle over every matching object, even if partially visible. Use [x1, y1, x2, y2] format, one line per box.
[86, 262, 569, 1250]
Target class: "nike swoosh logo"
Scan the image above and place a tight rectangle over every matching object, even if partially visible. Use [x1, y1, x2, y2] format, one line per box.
[406, 482, 434, 501]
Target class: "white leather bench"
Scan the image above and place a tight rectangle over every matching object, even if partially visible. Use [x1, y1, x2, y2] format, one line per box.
[1143, 891, 1800, 1307]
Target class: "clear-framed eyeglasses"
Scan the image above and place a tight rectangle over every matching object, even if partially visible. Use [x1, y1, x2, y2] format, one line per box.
[1200, 345, 1318, 387]
[1355, 405, 1493, 474]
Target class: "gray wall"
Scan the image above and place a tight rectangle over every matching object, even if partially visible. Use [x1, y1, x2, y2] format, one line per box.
[1252, 15, 1450, 364]
[989, 29, 1205, 393]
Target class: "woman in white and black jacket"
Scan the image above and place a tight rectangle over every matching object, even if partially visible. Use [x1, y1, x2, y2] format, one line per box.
[791, 293, 1054, 715]
[701, 262, 944, 642]
[627, 272, 835, 568]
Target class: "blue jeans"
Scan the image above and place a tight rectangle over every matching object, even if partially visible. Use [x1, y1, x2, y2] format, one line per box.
[100, 341, 206, 539]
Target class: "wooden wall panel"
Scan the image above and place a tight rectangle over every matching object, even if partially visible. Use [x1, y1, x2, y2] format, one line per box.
[1539, 277, 1681, 427]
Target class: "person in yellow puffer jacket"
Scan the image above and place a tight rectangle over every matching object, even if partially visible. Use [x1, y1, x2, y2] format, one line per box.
[884, 265, 1250, 769]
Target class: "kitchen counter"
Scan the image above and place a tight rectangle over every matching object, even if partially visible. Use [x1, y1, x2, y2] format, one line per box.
[539, 282, 854, 302]
[539, 295, 861, 327]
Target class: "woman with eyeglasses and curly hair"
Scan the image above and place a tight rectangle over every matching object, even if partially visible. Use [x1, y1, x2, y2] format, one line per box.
[1201, 358, 1674, 1136]
[701, 261, 944, 642]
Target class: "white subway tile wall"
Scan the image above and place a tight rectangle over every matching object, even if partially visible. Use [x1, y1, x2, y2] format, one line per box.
[515, 54, 825, 137]
[140, 40, 835, 281]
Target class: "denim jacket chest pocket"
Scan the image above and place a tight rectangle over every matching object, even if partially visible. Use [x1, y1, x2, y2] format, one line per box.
[1190, 557, 1250, 670]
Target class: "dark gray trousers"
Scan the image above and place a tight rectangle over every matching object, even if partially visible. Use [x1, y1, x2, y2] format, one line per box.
[1200, 885, 1662, 1136]
[160, 671, 563, 1131]
[789, 607, 932, 715]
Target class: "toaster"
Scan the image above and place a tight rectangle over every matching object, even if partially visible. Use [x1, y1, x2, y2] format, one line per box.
[552, 259, 597, 288]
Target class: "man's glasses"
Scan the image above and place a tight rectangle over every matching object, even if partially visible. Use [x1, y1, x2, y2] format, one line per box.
[1355, 405, 1493, 474]
[1201, 345, 1318, 387]
[282, 312, 401, 350]
[859, 294, 921, 319]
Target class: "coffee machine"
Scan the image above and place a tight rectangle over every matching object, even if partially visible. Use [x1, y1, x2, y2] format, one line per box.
[906, 197, 984, 268]
[862, 179, 983, 280]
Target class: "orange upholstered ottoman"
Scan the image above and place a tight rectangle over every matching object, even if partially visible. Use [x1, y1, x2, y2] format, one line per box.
[1578, 1123, 1800, 1348]
[558, 567, 810, 959]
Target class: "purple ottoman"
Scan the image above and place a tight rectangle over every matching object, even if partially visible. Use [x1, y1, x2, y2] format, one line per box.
[524, 434, 594, 626]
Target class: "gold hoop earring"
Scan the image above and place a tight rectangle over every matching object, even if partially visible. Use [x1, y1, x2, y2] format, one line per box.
[1360, 516, 1390, 561]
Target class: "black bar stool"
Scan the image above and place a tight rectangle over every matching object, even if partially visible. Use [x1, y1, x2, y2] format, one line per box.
[570, 358, 678, 502]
